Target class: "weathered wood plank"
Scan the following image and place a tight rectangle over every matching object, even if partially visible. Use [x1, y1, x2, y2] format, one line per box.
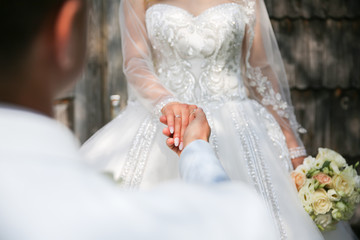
[73, 0, 106, 143]
[265, 0, 360, 19]
[103, 0, 128, 123]
[272, 19, 360, 89]
[292, 89, 360, 158]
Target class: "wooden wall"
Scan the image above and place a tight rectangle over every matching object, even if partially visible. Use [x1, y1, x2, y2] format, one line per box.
[54, 0, 360, 159]
[265, 0, 360, 163]
[55, 0, 126, 142]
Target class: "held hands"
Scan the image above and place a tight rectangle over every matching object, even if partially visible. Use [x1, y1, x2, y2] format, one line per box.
[160, 107, 211, 156]
[161, 102, 198, 151]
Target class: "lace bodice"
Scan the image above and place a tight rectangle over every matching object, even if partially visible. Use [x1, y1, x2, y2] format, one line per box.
[146, 3, 249, 105]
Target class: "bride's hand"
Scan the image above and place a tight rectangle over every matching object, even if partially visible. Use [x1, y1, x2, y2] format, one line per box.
[161, 108, 210, 156]
[292, 156, 305, 170]
[161, 102, 198, 151]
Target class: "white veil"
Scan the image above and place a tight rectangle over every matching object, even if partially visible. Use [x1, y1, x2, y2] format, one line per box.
[119, 0, 305, 148]
[240, 0, 305, 148]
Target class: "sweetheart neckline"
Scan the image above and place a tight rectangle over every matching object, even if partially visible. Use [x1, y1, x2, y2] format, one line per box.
[146, 2, 237, 19]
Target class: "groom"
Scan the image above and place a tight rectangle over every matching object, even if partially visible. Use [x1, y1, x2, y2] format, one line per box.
[0, 0, 277, 239]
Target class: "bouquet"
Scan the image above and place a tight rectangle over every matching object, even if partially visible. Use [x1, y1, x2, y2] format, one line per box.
[291, 148, 360, 231]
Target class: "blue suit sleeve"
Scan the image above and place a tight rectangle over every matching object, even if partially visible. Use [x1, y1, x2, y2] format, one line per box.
[179, 140, 229, 184]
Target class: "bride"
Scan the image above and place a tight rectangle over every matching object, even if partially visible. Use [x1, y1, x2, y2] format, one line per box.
[81, 0, 357, 239]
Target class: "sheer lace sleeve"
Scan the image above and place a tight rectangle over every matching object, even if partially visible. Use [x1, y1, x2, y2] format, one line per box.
[120, 0, 178, 114]
[240, 0, 306, 149]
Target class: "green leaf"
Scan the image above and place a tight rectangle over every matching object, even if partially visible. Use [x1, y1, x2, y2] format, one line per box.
[322, 161, 331, 170]
[314, 180, 320, 190]
[317, 224, 325, 232]
[355, 162, 359, 169]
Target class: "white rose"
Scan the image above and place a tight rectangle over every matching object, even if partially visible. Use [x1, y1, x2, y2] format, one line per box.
[317, 148, 346, 168]
[314, 214, 333, 229]
[303, 156, 315, 169]
[312, 188, 332, 215]
[314, 158, 326, 169]
[298, 186, 313, 213]
[327, 189, 341, 201]
[332, 173, 355, 197]
[330, 162, 340, 174]
[304, 179, 317, 192]
[295, 164, 310, 175]
[342, 166, 357, 179]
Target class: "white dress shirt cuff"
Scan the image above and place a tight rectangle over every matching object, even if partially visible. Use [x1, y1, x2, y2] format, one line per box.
[179, 140, 229, 184]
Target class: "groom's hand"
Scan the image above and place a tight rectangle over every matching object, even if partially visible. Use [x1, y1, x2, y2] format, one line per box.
[161, 108, 211, 156]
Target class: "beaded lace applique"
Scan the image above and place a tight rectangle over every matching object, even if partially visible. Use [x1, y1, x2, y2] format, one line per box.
[146, 3, 248, 105]
[120, 115, 158, 189]
[230, 103, 287, 239]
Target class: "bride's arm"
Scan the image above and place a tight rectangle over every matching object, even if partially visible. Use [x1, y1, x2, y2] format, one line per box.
[241, 0, 306, 169]
[120, 0, 197, 150]
[120, 0, 176, 111]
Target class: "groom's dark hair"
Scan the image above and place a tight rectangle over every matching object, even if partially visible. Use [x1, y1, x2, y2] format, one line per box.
[0, 0, 67, 75]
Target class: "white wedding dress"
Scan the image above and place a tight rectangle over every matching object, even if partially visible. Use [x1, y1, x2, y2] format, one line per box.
[81, 1, 357, 239]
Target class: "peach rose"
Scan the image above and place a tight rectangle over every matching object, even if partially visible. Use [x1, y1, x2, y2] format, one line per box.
[291, 171, 306, 191]
[313, 173, 332, 185]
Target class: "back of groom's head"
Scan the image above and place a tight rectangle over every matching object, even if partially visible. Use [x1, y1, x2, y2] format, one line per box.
[0, 1, 66, 74]
[0, 0, 87, 116]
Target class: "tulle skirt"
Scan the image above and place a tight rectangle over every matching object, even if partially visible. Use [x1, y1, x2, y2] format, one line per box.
[80, 99, 356, 240]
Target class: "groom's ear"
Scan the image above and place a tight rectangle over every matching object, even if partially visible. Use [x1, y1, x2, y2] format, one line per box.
[54, 0, 87, 75]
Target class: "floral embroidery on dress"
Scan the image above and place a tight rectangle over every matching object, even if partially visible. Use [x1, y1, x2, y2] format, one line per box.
[247, 67, 290, 119]
[145, 3, 248, 105]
